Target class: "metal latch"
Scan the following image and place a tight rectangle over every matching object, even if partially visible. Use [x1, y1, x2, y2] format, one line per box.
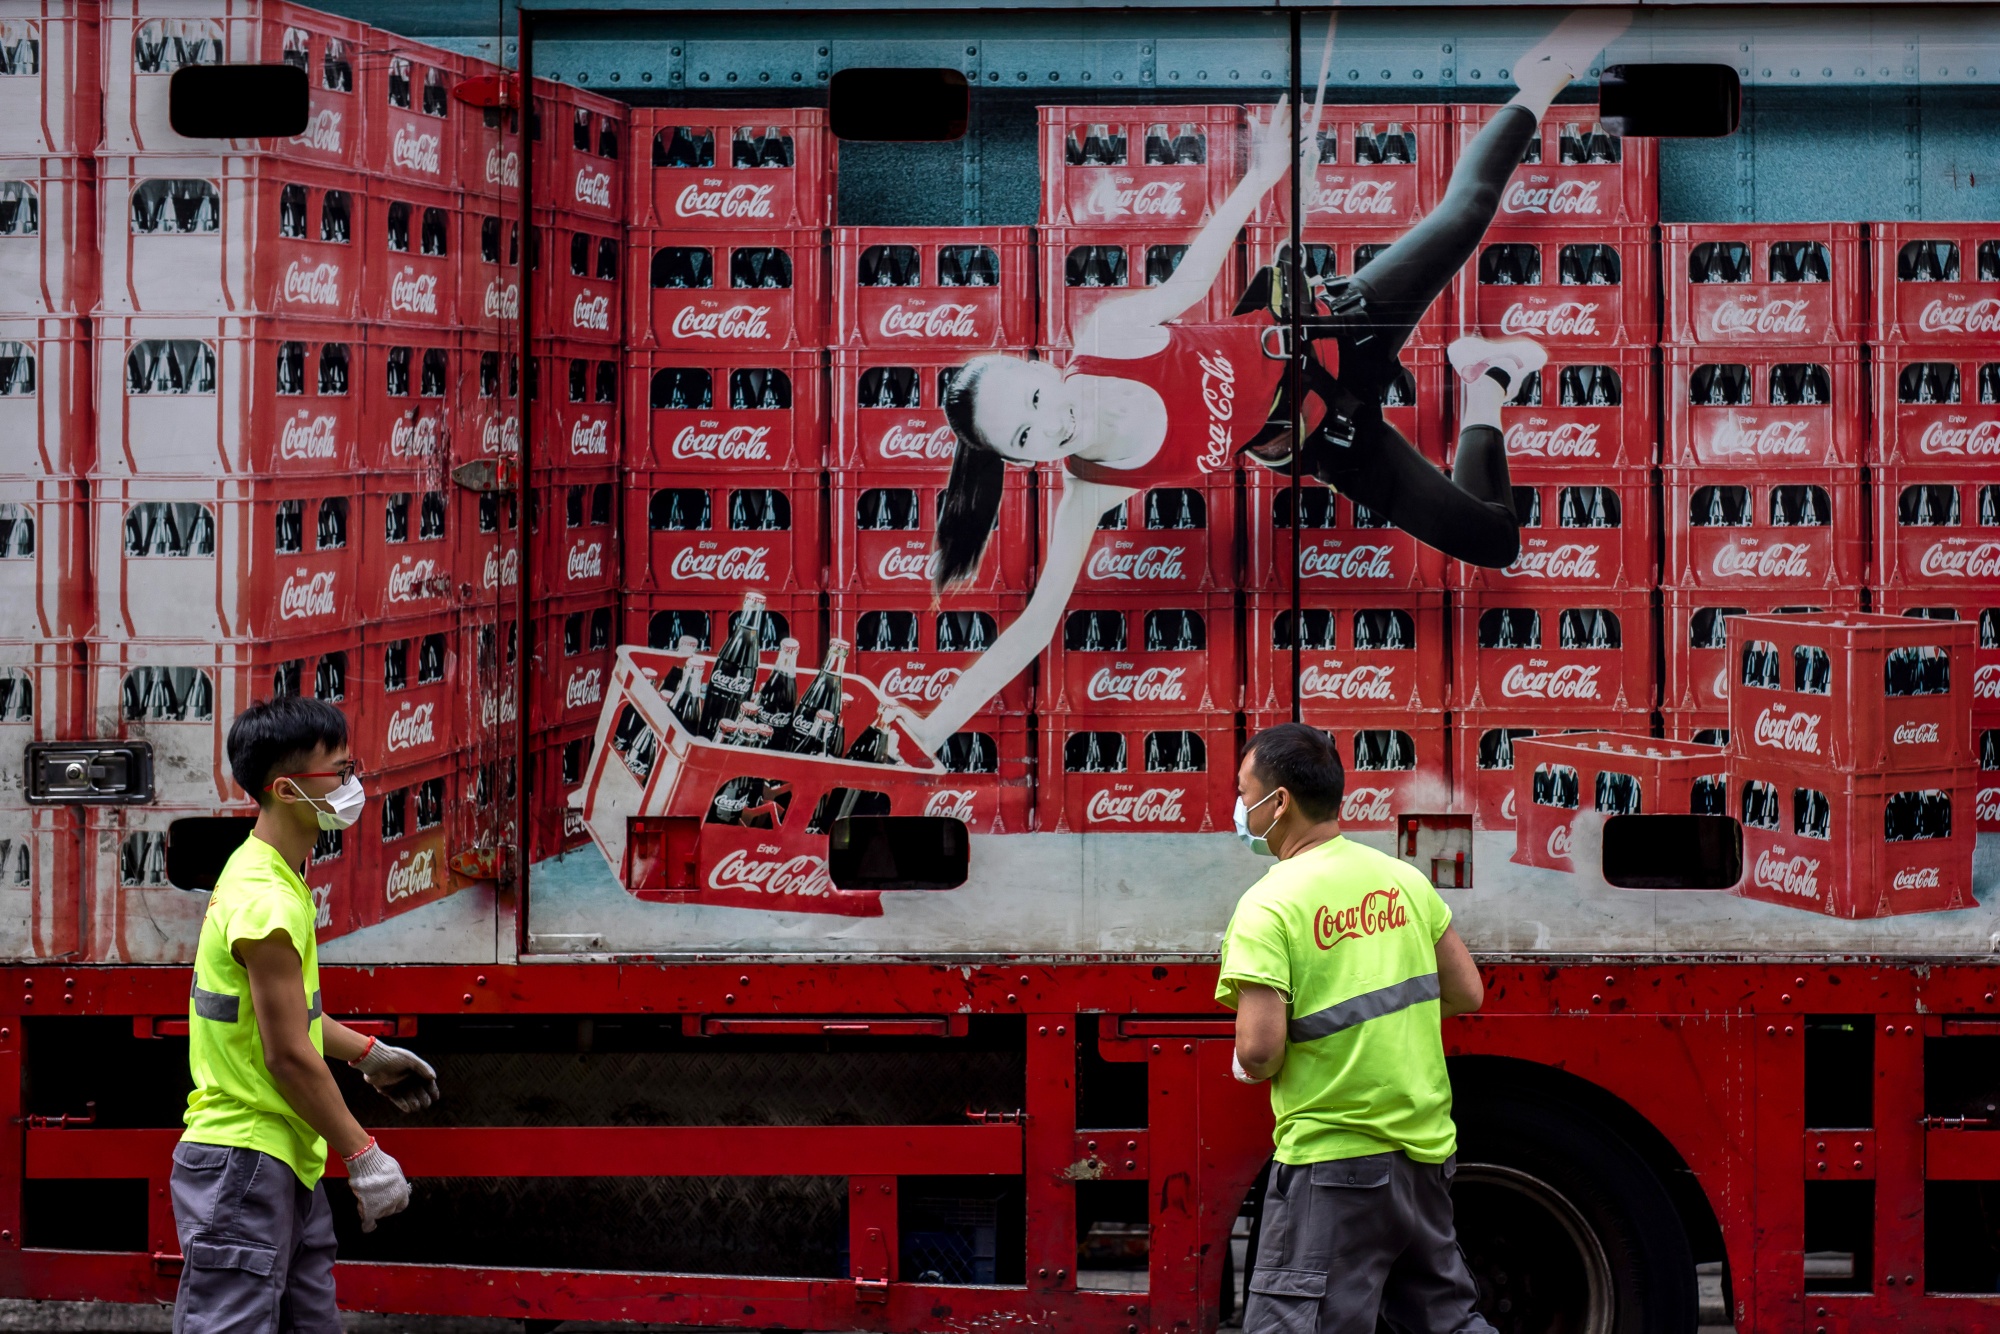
[26, 743, 154, 804]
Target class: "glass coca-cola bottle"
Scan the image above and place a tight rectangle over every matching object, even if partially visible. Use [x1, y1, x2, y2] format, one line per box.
[755, 638, 800, 741]
[844, 703, 897, 765]
[781, 639, 849, 755]
[698, 592, 765, 738]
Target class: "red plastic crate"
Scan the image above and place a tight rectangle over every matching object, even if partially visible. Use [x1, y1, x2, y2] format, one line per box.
[629, 226, 827, 352]
[531, 341, 621, 469]
[537, 211, 621, 347]
[832, 592, 1033, 718]
[1982, 726, 2000, 832]
[1867, 595, 2000, 722]
[1869, 224, 2000, 346]
[1452, 590, 1655, 713]
[0, 0, 100, 156]
[1041, 592, 1236, 715]
[531, 81, 625, 224]
[1662, 467, 1866, 592]
[1457, 468, 1654, 592]
[83, 802, 212, 962]
[1448, 707, 1651, 831]
[461, 201, 521, 334]
[1661, 709, 1731, 748]
[359, 40, 463, 189]
[0, 316, 91, 478]
[1038, 711, 1232, 834]
[1509, 732, 1728, 872]
[833, 227, 1035, 351]
[1051, 472, 1236, 595]
[1662, 587, 1865, 716]
[1243, 710, 1449, 832]
[619, 591, 821, 665]
[829, 347, 984, 472]
[347, 752, 466, 935]
[1451, 105, 1657, 228]
[1664, 345, 1865, 468]
[359, 332, 458, 472]
[453, 335, 520, 466]
[1873, 351, 2000, 466]
[1245, 592, 1448, 716]
[350, 614, 460, 775]
[1871, 465, 2000, 591]
[364, 180, 461, 328]
[1456, 226, 1656, 349]
[457, 605, 519, 751]
[1725, 611, 1976, 774]
[102, 0, 366, 164]
[84, 630, 360, 805]
[0, 476, 84, 639]
[530, 468, 619, 599]
[97, 155, 367, 319]
[831, 468, 1033, 596]
[622, 469, 821, 594]
[630, 348, 825, 473]
[1445, 345, 1654, 470]
[631, 108, 836, 230]
[531, 594, 618, 734]
[459, 86, 522, 203]
[1243, 224, 1449, 353]
[453, 481, 520, 604]
[354, 476, 455, 624]
[910, 712, 1033, 834]
[529, 722, 597, 864]
[0, 155, 94, 316]
[1038, 105, 1244, 229]
[1249, 106, 1448, 230]
[0, 640, 85, 807]
[0, 806, 82, 959]
[1731, 759, 1974, 918]
[1037, 223, 1242, 349]
[1245, 473, 1447, 592]
[1662, 223, 1865, 346]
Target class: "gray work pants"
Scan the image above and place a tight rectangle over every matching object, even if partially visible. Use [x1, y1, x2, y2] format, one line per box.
[169, 1142, 341, 1334]
[1243, 1151, 1497, 1334]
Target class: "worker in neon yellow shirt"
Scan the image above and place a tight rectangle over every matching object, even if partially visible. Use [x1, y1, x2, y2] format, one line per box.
[1218, 722, 1490, 1334]
[174, 696, 440, 1334]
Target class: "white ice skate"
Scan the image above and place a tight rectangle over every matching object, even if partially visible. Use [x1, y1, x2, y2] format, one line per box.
[1449, 334, 1549, 392]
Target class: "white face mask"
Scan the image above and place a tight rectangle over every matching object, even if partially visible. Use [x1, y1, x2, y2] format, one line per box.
[1234, 790, 1280, 857]
[287, 774, 366, 831]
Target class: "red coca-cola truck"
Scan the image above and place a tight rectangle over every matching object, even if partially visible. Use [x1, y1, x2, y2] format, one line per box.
[5, 4, 2000, 1334]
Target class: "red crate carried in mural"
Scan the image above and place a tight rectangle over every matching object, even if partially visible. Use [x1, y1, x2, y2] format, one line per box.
[1451, 105, 1658, 229]
[1038, 712, 1232, 835]
[0, 316, 91, 478]
[834, 228, 1036, 351]
[532, 469, 619, 599]
[365, 180, 461, 329]
[1664, 346, 1865, 469]
[533, 82, 625, 224]
[1662, 467, 1866, 591]
[1037, 223, 1242, 349]
[1039, 105, 1244, 229]
[1867, 596, 2000, 722]
[1870, 224, 2000, 346]
[831, 348, 993, 472]
[539, 212, 622, 347]
[1245, 474, 1448, 592]
[834, 593, 1033, 718]
[630, 348, 825, 473]
[344, 752, 467, 936]
[831, 468, 1032, 596]
[349, 614, 460, 774]
[1731, 759, 1974, 918]
[623, 470, 821, 594]
[1244, 710, 1450, 833]
[1, 155, 94, 316]
[1453, 590, 1655, 714]
[1663, 224, 1866, 347]
[1244, 226, 1450, 353]
[1871, 466, 2000, 591]
[1245, 592, 1448, 717]
[1250, 106, 1448, 230]
[1874, 352, 2000, 467]
[1447, 346, 1654, 471]
[632, 108, 837, 231]
[1509, 732, 1730, 872]
[1449, 707, 1650, 831]
[1458, 226, 1655, 349]
[1662, 588, 1865, 716]
[1458, 468, 1654, 592]
[531, 341, 621, 470]
[0, 0, 101, 157]
[360, 41, 463, 190]
[1052, 472, 1236, 595]
[1042, 592, 1236, 716]
[1726, 611, 1976, 773]
[532, 594, 618, 733]
[631, 226, 826, 351]
[0, 640, 85, 808]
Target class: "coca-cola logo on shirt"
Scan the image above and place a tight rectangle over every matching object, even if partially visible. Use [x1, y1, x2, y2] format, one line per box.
[1753, 848, 1820, 899]
[387, 557, 447, 604]
[572, 294, 611, 332]
[1710, 418, 1814, 458]
[672, 423, 771, 462]
[280, 414, 339, 461]
[570, 417, 610, 457]
[1917, 542, 2000, 580]
[879, 664, 961, 702]
[1505, 421, 1601, 458]
[709, 848, 833, 899]
[1500, 179, 1603, 216]
[878, 303, 980, 340]
[1340, 787, 1394, 825]
[1308, 179, 1399, 216]
[1312, 888, 1409, 949]
[1712, 543, 1814, 580]
[1892, 720, 1941, 746]
[482, 546, 519, 590]
[668, 546, 769, 582]
[1080, 175, 1187, 221]
[486, 148, 520, 189]
[1545, 822, 1575, 861]
[1499, 301, 1601, 338]
[283, 262, 341, 307]
[484, 280, 520, 319]
[1499, 663, 1604, 701]
[279, 570, 337, 620]
[1299, 663, 1397, 702]
[924, 789, 978, 822]
[1752, 705, 1822, 754]
[1086, 665, 1187, 704]
[1299, 543, 1395, 581]
[877, 548, 938, 583]
[1196, 350, 1236, 472]
[1974, 665, 1999, 700]
[290, 108, 343, 154]
[1086, 545, 1186, 582]
[876, 421, 955, 463]
[574, 168, 612, 210]
[675, 182, 776, 220]
[1918, 420, 2000, 457]
[391, 125, 442, 175]
[385, 848, 437, 903]
[1917, 298, 2000, 336]
[390, 415, 438, 459]
[385, 701, 435, 753]
[1504, 543, 1600, 580]
[565, 667, 603, 709]
[1893, 865, 1942, 891]
[1709, 298, 1811, 337]
[670, 304, 771, 341]
[1084, 787, 1186, 824]
[389, 271, 438, 315]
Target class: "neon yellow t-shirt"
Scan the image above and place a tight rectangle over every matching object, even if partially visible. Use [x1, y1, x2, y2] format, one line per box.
[181, 834, 328, 1187]
[1216, 836, 1457, 1165]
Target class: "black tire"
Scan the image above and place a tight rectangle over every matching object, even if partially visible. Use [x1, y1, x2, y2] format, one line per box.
[1451, 1093, 1698, 1334]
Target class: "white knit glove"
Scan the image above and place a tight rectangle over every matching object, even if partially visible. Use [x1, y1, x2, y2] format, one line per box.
[350, 1038, 439, 1112]
[344, 1140, 410, 1232]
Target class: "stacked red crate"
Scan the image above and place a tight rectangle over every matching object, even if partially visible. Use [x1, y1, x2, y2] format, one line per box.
[1509, 732, 1729, 872]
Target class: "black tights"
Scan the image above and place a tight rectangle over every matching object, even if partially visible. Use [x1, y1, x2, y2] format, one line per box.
[1291, 104, 1538, 570]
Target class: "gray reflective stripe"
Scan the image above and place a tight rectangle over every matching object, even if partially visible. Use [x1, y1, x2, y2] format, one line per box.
[306, 989, 322, 1021]
[1288, 973, 1441, 1043]
[190, 983, 240, 1024]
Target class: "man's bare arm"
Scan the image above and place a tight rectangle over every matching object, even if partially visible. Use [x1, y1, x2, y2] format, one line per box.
[1436, 927, 1485, 1019]
[1234, 983, 1290, 1082]
[240, 932, 371, 1158]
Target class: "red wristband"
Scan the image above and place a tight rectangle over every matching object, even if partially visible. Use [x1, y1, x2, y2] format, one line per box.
[343, 1135, 377, 1164]
[350, 1035, 378, 1065]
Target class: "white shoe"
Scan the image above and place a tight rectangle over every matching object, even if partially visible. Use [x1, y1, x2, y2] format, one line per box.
[1513, 8, 1633, 89]
[1450, 334, 1548, 389]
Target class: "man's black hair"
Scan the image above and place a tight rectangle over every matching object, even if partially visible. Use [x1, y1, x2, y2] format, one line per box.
[227, 695, 349, 805]
[1243, 722, 1345, 822]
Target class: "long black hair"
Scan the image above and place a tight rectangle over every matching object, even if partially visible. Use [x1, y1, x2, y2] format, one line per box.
[933, 356, 1013, 594]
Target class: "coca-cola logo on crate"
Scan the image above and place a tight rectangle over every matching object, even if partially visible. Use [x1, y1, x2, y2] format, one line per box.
[877, 548, 938, 583]
[1083, 787, 1187, 824]
[280, 414, 340, 461]
[290, 109, 343, 154]
[1708, 298, 1811, 337]
[1086, 545, 1186, 582]
[483, 546, 519, 590]
[1298, 663, 1397, 702]
[1753, 848, 1820, 900]
[283, 261, 342, 307]
[1499, 663, 1604, 701]
[574, 168, 612, 210]
[484, 280, 521, 320]
[1086, 665, 1187, 704]
[878, 665, 960, 702]
[279, 570, 338, 620]
[1891, 720, 1942, 746]
[570, 417, 610, 457]
[1917, 542, 2000, 581]
[1545, 822, 1574, 860]
[389, 270, 439, 316]
[675, 182, 776, 221]
[565, 667, 603, 709]
[390, 415, 438, 460]
[1752, 706, 1823, 755]
[481, 413, 521, 455]
[1504, 543, 1600, 581]
[924, 789, 978, 822]
[1974, 665, 1999, 701]
[668, 546, 769, 582]
[1500, 179, 1603, 216]
[1079, 175, 1187, 222]
[878, 304, 981, 341]
[1917, 298, 2000, 336]
[1299, 543, 1395, 581]
[385, 701, 436, 753]
[1710, 418, 1814, 459]
[1977, 786, 1999, 823]
[708, 848, 833, 899]
[670, 304, 771, 341]
[1309, 179, 1399, 216]
[387, 556, 448, 603]
[391, 126, 442, 175]
[1893, 865, 1942, 891]
[1500, 788, 1517, 823]
[1917, 420, 2000, 457]
[566, 541, 605, 581]
[1711, 543, 1814, 581]
[1500, 301, 1601, 338]
[1506, 421, 1601, 459]
[877, 421, 955, 463]
[486, 148, 520, 189]
[1340, 787, 1395, 825]
[672, 423, 770, 462]
[385, 847, 438, 903]
[572, 294, 612, 332]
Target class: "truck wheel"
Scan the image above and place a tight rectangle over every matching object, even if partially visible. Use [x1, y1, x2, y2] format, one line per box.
[1452, 1095, 1698, 1334]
